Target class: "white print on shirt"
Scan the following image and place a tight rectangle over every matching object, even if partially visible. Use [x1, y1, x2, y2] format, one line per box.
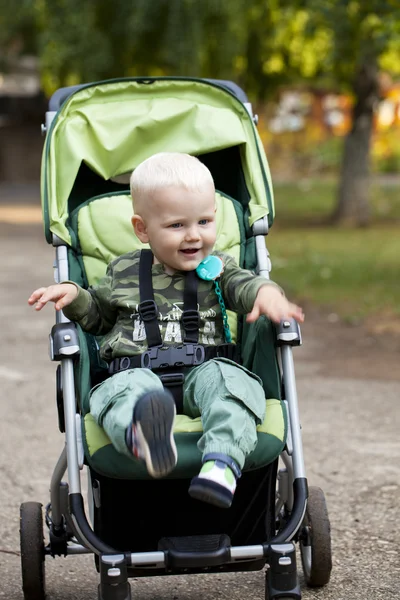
[132, 315, 163, 342]
[131, 303, 216, 322]
[132, 317, 146, 341]
[200, 308, 217, 318]
[131, 304, 217, 343]
[201, 321, 215, 345]
[159, 303, 183, 322]
[164, 322, 183, 343]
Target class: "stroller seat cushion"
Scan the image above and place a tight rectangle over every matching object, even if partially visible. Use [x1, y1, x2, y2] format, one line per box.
[82, 398, 287, 479]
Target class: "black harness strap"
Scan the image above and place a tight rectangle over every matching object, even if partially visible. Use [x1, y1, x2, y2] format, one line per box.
[138, 249, 163, 348]
[107, 251, 240, 411]
[137, 250, 201, 413]
[108, 343, 239, 374]
[182, 270, 200, 344]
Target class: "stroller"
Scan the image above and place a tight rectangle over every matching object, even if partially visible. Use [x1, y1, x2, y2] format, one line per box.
[20, 77, 332, 600]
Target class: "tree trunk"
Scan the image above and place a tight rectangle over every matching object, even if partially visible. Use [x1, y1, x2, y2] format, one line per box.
[332, 60, 380, 226]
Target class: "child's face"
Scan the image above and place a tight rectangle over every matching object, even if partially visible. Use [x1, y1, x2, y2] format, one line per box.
[132, 185, 217, 274]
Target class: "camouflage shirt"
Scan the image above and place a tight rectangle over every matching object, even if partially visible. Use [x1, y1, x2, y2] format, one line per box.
[63, 250, 278, 361]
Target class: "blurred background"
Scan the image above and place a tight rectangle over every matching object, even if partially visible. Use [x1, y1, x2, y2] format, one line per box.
[0, 0, 399, 328]
[1, 6, 399, 598]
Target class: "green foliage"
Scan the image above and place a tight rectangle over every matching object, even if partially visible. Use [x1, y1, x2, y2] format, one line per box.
[1, 0, 400, 97]
[0, 0, 342, 97]
[302, 0, 400, 88]
[0, 0, 37, 68]
[0, 0, 250, 95]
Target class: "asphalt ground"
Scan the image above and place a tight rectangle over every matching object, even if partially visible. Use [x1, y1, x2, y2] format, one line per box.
[0, 213, 399, 599]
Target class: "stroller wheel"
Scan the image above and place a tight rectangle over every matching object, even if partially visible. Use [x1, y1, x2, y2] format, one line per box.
[20, 502, 46, 600]
[299, 486, 332, 587]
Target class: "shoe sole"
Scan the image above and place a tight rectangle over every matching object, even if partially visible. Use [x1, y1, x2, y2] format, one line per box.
[134, 391, 177, 478]
[189, 477, 233, 509]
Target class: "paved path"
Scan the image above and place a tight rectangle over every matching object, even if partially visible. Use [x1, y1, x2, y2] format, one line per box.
[0, 221, 399, 599]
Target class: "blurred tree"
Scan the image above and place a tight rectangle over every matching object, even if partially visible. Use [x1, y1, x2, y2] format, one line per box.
[1, 0, 400, 227]
[0, 0, 37, 70]
[237, 1, 331, 98]
[0, 0, 329, 96]
[0, 0, 247, 92]
[303, 0, 400, 225]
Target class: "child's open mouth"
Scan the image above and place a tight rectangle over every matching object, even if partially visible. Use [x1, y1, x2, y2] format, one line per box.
[180, 249, 199, 255]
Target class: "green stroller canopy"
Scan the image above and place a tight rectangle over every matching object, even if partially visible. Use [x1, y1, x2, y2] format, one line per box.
[41, 77, 275, 245]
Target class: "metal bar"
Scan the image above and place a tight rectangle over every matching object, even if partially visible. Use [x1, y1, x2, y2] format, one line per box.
[49, 447, 67, 527]
[54, 245, 82, 493]
[255, 235, 271, 279]
[55, 245, 70, 324]
[62, 358, 81, 494]
[280, 347, 306, 479]
[127, 545, 266, 568]
[129, 552, 166, 568]
[281, 451, 294, 511]
[229, 545, 264, 561]
[67, 543, 92, 555]
[41, 111, 57, 136]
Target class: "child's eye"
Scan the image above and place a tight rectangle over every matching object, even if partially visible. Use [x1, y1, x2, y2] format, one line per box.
[169, 223, 182, 229]
[199, 219, 209, 225]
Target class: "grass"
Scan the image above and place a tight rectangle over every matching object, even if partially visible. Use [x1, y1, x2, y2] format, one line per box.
[273, 178, 400, 223]
[266, 180, 400, 322]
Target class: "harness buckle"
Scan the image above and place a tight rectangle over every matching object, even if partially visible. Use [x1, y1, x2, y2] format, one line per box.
[140, 344, 205, 370]
[138, 299, 159, 322]
[215, 343, 238, 360]
[158, 373, 185, 387]
[108, 355, 132, 374]
[181, 309, 200, 331]
[118, 356, 131, 371]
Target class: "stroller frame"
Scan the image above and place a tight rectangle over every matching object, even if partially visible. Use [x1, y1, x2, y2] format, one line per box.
[20, 79, 331, 600]
[47, 230, 305, 600]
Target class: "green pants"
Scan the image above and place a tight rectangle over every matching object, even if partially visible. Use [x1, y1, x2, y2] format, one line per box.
[89, 358, 266, 469]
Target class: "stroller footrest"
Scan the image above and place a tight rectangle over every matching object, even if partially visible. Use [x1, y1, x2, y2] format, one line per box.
[159, 534, 231, 569]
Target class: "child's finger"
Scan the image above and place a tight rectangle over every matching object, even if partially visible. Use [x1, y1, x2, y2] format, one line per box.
[34, 288, 61, 310]
[34, 294, 51, 311]
[268, 300, 287, 323]
[290, 304, 305, 323]
[28, 288, 47, 305]
[54, 294, 71, 311]
[282, 304, 304, 324]
[34, 296, 50, 310]
[246, 305, 261, 323]
[269, 310, 283, 324]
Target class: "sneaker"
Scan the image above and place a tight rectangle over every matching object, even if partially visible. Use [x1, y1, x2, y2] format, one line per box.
[128, 390, 177, 478]
[188, 459, 237, 508]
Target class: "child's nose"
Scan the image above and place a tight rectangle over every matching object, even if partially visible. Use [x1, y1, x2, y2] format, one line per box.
[185, 226, 200, 241]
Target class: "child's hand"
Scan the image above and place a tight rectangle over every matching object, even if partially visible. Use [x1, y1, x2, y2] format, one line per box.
[28, 283, 78, 312]
[246, 285, 304, 324]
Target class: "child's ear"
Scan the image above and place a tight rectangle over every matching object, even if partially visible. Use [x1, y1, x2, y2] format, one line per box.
[131, 215, 149, 243]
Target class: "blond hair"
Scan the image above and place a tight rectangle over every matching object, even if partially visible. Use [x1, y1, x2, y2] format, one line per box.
[130, 152, 214, 204]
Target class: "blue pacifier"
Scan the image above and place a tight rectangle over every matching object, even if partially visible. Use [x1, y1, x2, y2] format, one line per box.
[196, 255, 224, 281]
